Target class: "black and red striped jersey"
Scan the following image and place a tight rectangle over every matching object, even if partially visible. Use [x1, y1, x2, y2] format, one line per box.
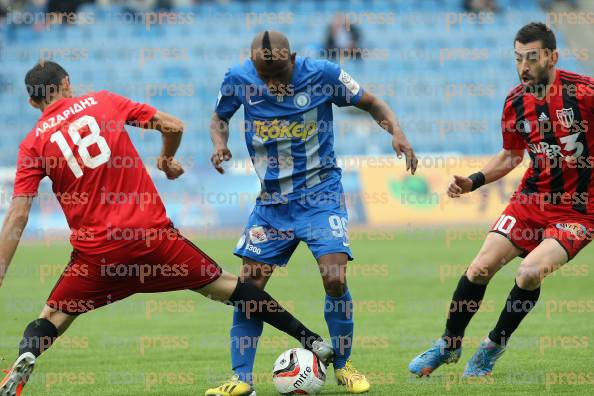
[501, 69, 594, 213]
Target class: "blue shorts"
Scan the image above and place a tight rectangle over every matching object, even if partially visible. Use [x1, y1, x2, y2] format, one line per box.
[234, 182, 353, 266]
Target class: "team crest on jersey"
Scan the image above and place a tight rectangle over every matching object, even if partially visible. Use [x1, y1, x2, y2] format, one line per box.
[249, 226, 268, 244]
[556, 107, 574, 129]
[555, 223, 587, 240]
[294, 92, 311, 108]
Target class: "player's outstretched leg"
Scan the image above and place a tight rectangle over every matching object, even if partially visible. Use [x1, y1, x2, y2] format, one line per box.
[409, 233, 521, 377]
[205, 260, 272, 396]
[318, 253, 370, 394]
[199, 271, 333, 396]
[464, 238, 567, 377]
[0, 307, 75, 396]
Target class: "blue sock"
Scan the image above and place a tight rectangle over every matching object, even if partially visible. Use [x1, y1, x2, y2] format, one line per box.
[324, 289, 354, 369]
[230, 308, 263, 384]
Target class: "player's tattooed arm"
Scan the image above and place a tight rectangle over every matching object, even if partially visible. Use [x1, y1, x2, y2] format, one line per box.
[209, 112, 233, 174]
[355, 91, 417, 175]
[448, 149, 524, 198]
[0, 197, 33, 287]
[148, 111, 185, 180]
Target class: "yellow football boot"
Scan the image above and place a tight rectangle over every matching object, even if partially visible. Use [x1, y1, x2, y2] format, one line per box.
[334, 360, 370, 394]
[204, 374, 255, 396]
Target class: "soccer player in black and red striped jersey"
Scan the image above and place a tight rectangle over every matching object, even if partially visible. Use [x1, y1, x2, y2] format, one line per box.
[409, 22, 594, 377]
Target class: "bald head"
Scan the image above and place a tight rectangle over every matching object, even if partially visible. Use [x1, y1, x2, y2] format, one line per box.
[250, 31, 295, 87]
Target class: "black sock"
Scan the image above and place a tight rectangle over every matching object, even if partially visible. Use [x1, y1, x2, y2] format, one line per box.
[228, 280, 321, 349]
[18, 319, 58, 358]
[443, 275, 487, 350]
[488, 282, 540, 347]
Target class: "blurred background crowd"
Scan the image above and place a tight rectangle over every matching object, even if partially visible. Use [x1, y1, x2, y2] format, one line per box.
[0, 0, 592, 233]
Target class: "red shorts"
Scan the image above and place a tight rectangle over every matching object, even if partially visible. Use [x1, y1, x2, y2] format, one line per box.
[490, 196, 594, 260]
[47, 225, 222, 314]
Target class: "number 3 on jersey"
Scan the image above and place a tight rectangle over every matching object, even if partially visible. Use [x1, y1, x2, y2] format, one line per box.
[50, 115, 111, 178]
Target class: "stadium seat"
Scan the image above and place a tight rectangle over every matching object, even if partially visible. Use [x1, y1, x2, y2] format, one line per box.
[0, 0, 585, 163]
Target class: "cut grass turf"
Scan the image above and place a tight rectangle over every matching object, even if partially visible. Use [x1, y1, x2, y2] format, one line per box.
[1, 228, 593, 395]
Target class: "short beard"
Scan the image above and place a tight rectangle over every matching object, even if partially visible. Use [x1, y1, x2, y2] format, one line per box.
[524, 73, 550, 97]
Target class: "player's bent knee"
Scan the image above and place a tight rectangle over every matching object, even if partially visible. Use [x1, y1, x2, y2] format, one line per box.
[516, 263, 543, 290]
[240, 272, 269, 290]
[239, 260, 274, 288]
[322, 274, 346, 297]
[466, 233, 520, 284]
[466, 256, 500, 284]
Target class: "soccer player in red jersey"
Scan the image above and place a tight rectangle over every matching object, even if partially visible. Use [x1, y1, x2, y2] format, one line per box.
[409, 22, 594, 377]
[0, 61, 332, 396]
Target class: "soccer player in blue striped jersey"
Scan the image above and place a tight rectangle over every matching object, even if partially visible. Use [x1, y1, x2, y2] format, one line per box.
[205, 31, 417, 396]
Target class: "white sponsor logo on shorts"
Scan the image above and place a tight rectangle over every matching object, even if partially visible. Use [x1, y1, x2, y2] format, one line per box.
[555, 223, 587, 239]
[249, 226, 268, 244]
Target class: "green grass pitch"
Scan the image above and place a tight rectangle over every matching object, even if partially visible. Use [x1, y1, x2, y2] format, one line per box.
[1, 228, 593, 395]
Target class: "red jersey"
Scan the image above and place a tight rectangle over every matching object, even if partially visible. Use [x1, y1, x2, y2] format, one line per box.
[501, 69, 594, 214]
[13, 91, 169, 253]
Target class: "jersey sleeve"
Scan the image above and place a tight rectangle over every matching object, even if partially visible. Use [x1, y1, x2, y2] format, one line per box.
[103, 91, 157, 125]
[13, 142, 45, 198]
[583, 79, 594, 116]
[501, 98, 526, 150]
[322, 61, 365, 107]
[214, 69, 242, 120]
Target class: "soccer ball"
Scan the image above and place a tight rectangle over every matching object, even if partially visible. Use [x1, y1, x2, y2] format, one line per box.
[272, 348, 326, 395]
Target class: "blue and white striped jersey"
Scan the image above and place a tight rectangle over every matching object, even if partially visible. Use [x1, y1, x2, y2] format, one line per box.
[215, 56, 364, 204]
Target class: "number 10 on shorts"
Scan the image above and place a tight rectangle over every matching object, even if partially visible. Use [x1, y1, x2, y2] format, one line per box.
[493, 214, 516, 235]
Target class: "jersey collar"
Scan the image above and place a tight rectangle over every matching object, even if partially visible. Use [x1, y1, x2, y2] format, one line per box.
[41, 97, 68, 117]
